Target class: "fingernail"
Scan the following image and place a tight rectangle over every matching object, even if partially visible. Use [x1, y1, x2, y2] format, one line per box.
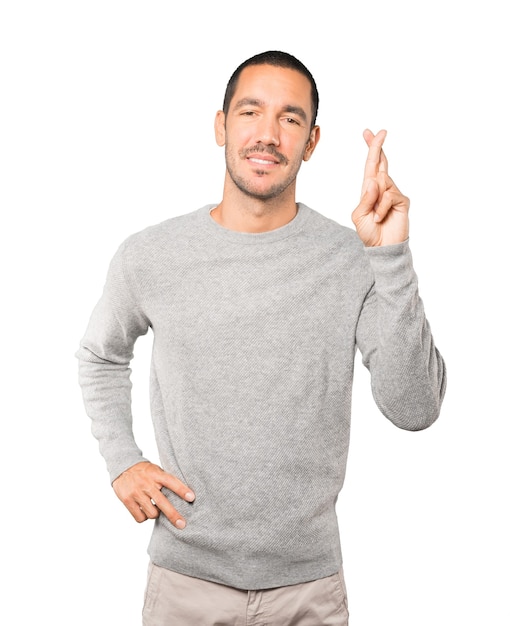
[185, 492, 195, 502]
[175, 519, 186, 529]
[373, 213, 381, 223]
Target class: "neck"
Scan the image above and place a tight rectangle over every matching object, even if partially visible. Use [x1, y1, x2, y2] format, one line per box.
[211, 177, 298, 234]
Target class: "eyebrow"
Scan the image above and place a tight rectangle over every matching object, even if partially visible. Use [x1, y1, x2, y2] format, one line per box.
[233, 97, 308, 123]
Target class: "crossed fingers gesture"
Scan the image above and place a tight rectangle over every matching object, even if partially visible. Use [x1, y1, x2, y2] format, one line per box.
[352, 129, 410, 247]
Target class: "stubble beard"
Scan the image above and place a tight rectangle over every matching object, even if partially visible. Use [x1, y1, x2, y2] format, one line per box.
[225, 142, 304, 202]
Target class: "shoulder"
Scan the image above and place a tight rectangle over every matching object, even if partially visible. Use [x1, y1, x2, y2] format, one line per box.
[116, 206, 209, 268]
[300, 205, 373, 286]
[302, 204, 365, 255]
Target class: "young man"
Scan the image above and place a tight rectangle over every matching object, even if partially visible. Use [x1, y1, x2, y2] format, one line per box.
[77, 51, 446, 625]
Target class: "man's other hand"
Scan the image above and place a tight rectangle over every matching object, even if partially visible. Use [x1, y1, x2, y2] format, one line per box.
[112, 461, 195, 528]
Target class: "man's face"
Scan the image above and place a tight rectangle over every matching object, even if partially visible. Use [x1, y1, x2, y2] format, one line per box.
[215, 64, 320, 201]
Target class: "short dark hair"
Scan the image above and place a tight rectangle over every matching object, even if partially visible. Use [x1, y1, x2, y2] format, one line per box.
[222, 50, 319, 127]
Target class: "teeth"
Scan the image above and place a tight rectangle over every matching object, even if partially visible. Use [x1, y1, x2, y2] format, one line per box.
[250, 158, 275, 165]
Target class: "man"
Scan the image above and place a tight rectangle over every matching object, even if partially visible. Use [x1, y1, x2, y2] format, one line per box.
[77, 50, 446, 625]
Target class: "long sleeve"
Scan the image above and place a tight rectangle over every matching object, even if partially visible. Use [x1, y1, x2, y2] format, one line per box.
[355, 239, 446, 430]
[76, 240, 150, 482]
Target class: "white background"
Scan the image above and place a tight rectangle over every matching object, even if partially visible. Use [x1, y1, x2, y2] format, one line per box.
[1, 1, 508, 624]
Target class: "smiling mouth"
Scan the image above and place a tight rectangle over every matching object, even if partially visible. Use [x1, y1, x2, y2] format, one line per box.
[247, 156, 279, 166]
[242, 144, 288, 167]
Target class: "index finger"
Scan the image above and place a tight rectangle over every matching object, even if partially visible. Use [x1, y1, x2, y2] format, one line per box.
[156, 470, 195, 502]
[363, 129, 387, 180]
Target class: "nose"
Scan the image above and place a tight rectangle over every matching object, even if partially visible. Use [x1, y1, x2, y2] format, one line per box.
[255, 115, 280, 146]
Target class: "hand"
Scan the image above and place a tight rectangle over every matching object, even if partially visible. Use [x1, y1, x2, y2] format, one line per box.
[352, 129, 410, 247]
[112, 461, 195, 528]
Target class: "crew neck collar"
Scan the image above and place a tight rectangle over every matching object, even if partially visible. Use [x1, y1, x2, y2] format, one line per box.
[199, 203, 311, 245]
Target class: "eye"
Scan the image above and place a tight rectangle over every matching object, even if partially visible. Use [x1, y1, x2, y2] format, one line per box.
[283, 117, 299, 125]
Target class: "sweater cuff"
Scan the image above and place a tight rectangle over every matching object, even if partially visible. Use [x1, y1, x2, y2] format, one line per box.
[108, 452, 150, 485]
[363, 239, 415, 291]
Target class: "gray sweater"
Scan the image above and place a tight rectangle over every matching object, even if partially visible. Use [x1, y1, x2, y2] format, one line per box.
[77, 203, 446, 590]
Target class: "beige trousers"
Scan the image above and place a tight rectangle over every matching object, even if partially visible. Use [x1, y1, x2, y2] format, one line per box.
[142, 562, 349, 626]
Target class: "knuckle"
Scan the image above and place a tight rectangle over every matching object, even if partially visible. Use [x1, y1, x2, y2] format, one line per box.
[133, 508, 146, 522]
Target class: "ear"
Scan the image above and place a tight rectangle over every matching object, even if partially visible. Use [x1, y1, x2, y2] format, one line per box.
[214, 110, 226, 147]
[303, 125, 320, 161]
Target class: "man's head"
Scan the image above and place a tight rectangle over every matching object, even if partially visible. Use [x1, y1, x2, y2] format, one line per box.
[223, 51, 319, 129]
[215, 51, 321, 204]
